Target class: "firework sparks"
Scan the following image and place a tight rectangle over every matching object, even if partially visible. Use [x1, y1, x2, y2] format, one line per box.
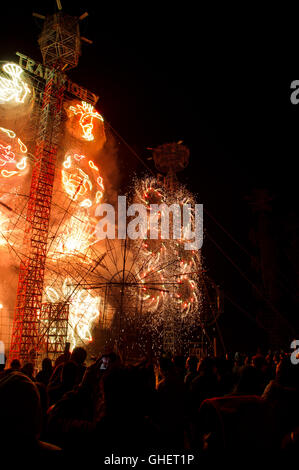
[0, 63, 31, 104]
[0, 127, 28, 178]
[45, 278, 102, 350]
[68, 101, 104, 142]
[49, 212, 97, 262]
[132, 176, 200, 319]
[61, 152, 104, 208]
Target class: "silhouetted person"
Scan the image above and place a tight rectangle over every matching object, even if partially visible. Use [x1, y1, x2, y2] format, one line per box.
[48, 361, 79, 405]
[216, 357, 234, 395]
[70, 347, 87, 384]
[196, 394, 272, 453]
[173, 355, 186, 381]
[190, 357, 220, 409]
[262, 356, 299, 446]
[47, 358, 100, 453]
[10, 358, 21, 370]
[49, 347, 87, 392]
[0, 371, 61, 459]
[95, 364, 161, 452]
[21, 362, 35, 381]
[36, 358, 53, 386]
[233, 365, 265, 396]
[185, 356, 198, 388]
[155, 357, 186, 448]
[35, 381, 49, 439]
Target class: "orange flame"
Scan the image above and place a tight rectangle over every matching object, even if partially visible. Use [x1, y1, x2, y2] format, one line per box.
[68, 101, 104, 142]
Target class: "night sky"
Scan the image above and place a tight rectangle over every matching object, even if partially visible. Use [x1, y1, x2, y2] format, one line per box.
[0, 2, 298, 351]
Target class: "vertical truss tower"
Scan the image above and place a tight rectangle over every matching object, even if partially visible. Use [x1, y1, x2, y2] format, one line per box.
[152, 142, 190, 354]
[152, 142, 189, 191]
[9, 10, 81, 364]
[40, 302, 69, 361]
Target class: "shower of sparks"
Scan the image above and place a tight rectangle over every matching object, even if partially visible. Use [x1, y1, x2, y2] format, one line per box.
[130, 176, 201, 352]
[49, 212, 97, 262]
[45, 278, 102, 350]
[0, 71, 202, 357]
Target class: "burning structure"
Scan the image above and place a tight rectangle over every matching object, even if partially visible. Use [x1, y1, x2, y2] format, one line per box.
[0, 7, 107, 365]
[0, 5, 208, 366]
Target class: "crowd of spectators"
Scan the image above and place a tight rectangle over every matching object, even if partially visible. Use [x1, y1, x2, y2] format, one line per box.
[0, 347, 298, 461]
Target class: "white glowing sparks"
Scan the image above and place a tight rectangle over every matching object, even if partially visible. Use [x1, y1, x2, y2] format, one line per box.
[0, 63, 31, 104]
[45, 278, 102, 350]
[49, 213, 97, 262]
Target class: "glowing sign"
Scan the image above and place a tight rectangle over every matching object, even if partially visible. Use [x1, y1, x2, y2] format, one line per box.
[0, 63, 31, 104]
[16, 52, 99, 104]
[68, 101, 104, 141]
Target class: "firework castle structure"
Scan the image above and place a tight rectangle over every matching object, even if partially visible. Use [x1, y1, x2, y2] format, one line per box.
[1, 7, 206, 365]
[8, 8, 97, 364]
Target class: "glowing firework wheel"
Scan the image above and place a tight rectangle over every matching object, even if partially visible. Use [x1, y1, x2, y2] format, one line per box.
[84, 224, 200, 358]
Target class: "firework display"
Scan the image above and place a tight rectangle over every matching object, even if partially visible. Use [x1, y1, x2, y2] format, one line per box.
[44, 278, 102, 350]
[61, 152, 104, 208]
[131, 176, 201, 354]
[0, 90, 202, 361]
[133, 177, 200, 315]
[0, 10, 203, 364]
[0, 7, 109, 364]
[67, 101, 104, 142]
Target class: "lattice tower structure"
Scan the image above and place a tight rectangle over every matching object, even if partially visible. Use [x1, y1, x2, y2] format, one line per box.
[40, 302, 69, 362]
[153, 142, 190, 354]
[162, 314, 177, 355]
[38, 12, 81, 71]
[152, 142, 189, 191]
[8, 71, 64, 364]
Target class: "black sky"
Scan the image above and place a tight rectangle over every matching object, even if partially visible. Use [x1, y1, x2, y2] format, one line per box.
[0, 2, 298, 351]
